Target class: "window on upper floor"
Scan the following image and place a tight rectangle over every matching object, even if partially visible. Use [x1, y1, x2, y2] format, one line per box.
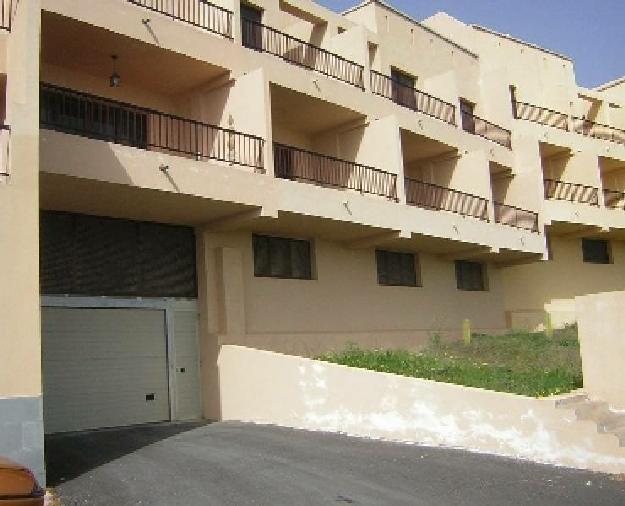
[460, 98, 476, 133]
[40, 87, 148, 149]
[390, 68, 417, 109]
[582, 239, 611, 264]
[455, 260, 487, 291]
[241, 3, 263, 50]
[376, 250, 420, 287]
[253, 234, 313, 280]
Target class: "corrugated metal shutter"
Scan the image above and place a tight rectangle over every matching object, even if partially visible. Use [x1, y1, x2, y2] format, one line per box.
[42, 307, 170, 433]
[40, 211, 197, 297]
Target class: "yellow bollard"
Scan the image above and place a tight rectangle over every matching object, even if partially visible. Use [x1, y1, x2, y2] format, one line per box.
[544, 312, 554, 339]
[463, 318, 471, 345]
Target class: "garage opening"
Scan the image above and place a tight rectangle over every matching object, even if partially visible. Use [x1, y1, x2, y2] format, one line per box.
[40, 211, 201, 433]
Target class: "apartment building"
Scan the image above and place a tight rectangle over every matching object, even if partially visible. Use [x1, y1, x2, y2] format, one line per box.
[0, 0, 623, 483]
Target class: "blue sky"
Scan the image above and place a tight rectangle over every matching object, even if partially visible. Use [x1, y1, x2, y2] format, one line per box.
[315, 0, 625, 89]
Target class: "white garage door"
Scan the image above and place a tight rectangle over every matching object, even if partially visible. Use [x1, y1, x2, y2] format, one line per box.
[42, 307, 171, 434]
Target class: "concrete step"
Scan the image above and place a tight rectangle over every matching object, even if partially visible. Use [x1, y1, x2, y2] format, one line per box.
[554, 392, 588, 409]
[574, 401, 611, 421]
[597, 412, 625, 433]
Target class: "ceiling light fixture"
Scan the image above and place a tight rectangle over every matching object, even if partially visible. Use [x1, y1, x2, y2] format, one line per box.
[109, 55, 121, 88]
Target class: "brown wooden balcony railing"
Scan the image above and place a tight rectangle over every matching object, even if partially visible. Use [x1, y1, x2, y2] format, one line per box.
[513, 100, 568, 131]
[460, 110, 511, 149]
[241, 18, 364, 89]
[494, 202, 539, 232]
[571, 117, 625, 146]
[127, 0, 233, 38]
[543, 178, 599, 206]
[405, 178, 489, 220]
[603, 189, 625, 210]
[40, 83, 264, 169]
[370, 70, 456, 125]
[274, 143, 397, 200]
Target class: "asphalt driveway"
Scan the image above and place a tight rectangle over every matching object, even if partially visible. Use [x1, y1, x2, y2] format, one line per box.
[47, 421, 625, 505]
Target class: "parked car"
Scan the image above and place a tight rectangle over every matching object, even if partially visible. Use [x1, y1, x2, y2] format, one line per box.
[0, 457, 44, 506]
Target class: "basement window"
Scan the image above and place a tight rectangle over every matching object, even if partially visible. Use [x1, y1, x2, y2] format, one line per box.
[253, 234, 312, 280]
[376, 250, 420, 287]
[581, 239, 611, 264]
[455, 260, 487, 291]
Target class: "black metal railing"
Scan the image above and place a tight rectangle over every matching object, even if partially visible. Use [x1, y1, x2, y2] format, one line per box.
[0, 124, 9, 176]
[543, 178, 599, 206]
[241, 18, 364, 89]
[405, 178, 489, 220]
[40, 83, 264, 169]
[274, 143, 397, 200]
[127, 0, 233, 38]
[370, 70, 456, 125]
[461, 110, 512, 149]
[494, 202, 539, 232]
[603, 189, 625, 210]
[571, 116, 625, 146]
[513, 100, 568, 131]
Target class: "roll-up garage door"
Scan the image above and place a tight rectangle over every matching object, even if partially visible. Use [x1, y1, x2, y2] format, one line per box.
[40, 211, 201, 434]
[42, 307, 170, 433]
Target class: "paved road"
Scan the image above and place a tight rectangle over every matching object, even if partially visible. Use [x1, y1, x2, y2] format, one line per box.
[47, 421, 625, 505]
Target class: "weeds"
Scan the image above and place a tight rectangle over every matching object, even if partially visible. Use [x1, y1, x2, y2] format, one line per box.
[317, 326, 582, 397]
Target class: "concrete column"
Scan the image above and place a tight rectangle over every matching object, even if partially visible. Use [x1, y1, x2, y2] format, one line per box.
[219, 247, 247, 337]
[231, 0, 242, 45]
[0, 0, 44, 486]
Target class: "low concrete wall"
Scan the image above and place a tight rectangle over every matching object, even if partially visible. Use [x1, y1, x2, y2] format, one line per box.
[576, 291, 625, 410]
[219, 345, 625, 474]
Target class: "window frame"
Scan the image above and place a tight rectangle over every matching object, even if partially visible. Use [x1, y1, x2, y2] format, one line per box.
[455, 260, 487, 292]
[252, 234, 313, 280]
[375, 249, 421, 288]
[581, 238, 611, 264]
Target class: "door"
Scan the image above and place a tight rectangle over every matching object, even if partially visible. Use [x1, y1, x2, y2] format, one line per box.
[42, 307, 170, 433]
[460, 99, 476, 133]
[241, 4, 263, 50]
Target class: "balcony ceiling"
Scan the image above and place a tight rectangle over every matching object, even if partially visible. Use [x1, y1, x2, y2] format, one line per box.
[539, 142, 570, 159]
[40, 173, 254, 227]
[600, 156, 625, 173]
[271, 85, 364, 136]
[401, 129, 457, 164]
[41, 12, 227, 97]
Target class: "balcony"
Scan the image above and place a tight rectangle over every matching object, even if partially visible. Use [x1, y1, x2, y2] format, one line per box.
[572, 117, 625, 146]
[127, 0, 233, 38]
[513, 101, 568, 131]
[405, 178, 488, 221]
[241, 18, 364, 89]
[543, 179, 599, 206]
[370, 70, 456, 125]
[494, 202, 539, 232]
[513, 99, 625, 147]
[461, 110, 511, 149]
[40, 83, 264, 170]
[603, 189, 625, 210]
[274, 143, 397, 200]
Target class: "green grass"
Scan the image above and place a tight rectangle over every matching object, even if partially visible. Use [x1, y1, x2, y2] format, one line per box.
[316, 326, 583, 397]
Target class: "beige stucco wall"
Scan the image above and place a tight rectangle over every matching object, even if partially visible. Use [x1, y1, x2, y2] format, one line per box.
[0, 0, 41, 397]
[576, 291, 625, 410]
[200, 230, 507, 358]
[501, 236, 625, 329]
[218, 345, 625, 474]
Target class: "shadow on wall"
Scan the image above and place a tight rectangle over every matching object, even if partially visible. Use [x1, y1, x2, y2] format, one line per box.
[45, 420, 208, 486]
